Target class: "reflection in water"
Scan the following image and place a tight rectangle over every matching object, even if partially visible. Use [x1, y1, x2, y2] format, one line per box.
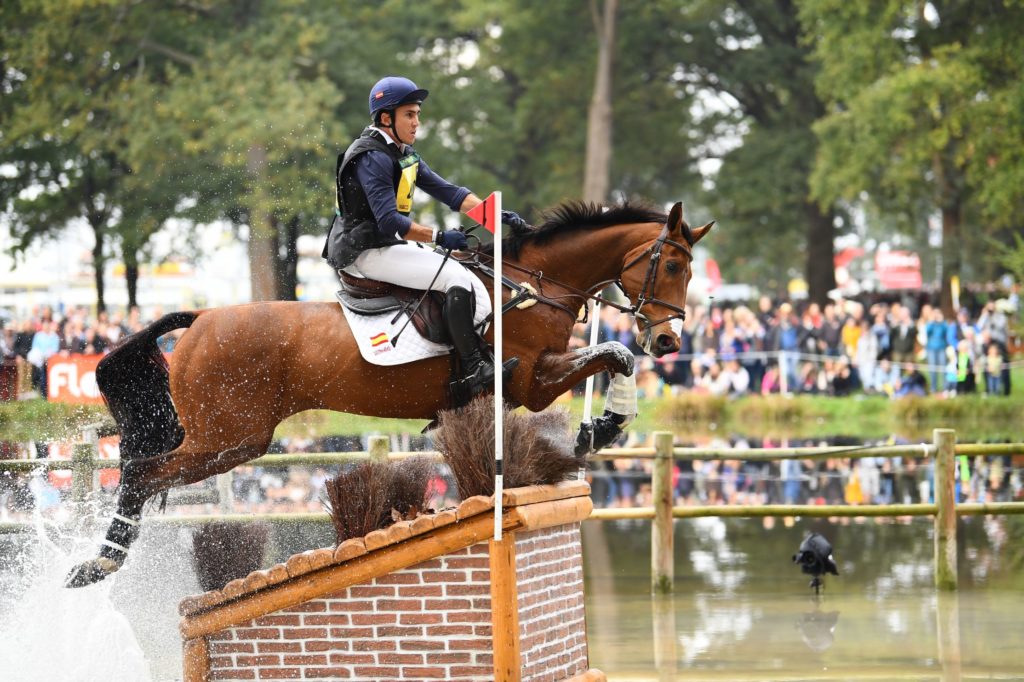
[796, 602, 840, 653]
[584, 516, 1024, 680]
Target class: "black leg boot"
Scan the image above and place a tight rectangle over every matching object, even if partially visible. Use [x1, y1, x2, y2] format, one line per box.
[443, 287, 494, 400]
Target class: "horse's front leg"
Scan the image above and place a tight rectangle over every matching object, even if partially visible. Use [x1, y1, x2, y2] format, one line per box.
[523, 341, 639, 456]
[522, 341, 635, 410]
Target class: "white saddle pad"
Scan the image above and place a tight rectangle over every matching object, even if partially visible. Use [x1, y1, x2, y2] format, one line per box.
[340, 283, 491, 366]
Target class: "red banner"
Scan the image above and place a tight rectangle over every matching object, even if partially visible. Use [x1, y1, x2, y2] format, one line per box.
[47, 354, 105, 404]
[875, 250, 922, 290]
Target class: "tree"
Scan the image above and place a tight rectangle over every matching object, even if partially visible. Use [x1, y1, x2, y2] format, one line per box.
[0, 1, 236, 310]
[663, 0, 838, 302]
[800, 0, 1024, 314]
[131, 2, 346, 301]
[583, 0, 619, 203]
[405, 1, 700, 220]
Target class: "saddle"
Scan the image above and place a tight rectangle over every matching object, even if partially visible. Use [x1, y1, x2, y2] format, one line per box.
[335, 271, 448, 345]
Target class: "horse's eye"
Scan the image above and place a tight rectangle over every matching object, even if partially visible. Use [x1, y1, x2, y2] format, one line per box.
[665, 261, 680, 274]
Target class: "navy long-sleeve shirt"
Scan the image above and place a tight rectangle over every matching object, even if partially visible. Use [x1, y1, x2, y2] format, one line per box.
[354, 149, 470, 238]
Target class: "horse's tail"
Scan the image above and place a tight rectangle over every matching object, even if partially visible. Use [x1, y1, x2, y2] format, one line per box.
[96, 311, 200, 461]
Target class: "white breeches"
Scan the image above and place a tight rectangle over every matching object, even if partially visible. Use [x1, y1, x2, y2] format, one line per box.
[345, 242, 483, 296]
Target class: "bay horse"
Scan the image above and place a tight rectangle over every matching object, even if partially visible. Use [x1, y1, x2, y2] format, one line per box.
[65, 199, 712, 587]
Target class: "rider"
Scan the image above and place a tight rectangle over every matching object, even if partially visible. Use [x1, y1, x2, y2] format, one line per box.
[323, 75, 525, 399]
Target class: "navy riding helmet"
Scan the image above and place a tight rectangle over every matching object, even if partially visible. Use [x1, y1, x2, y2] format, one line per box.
[369, 76, 429, 118]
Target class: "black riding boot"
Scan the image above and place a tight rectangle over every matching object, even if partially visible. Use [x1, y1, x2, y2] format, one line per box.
[444, 287, 494, 399]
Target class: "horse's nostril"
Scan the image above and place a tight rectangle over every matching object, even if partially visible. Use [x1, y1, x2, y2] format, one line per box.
[656, 334, 677, 352]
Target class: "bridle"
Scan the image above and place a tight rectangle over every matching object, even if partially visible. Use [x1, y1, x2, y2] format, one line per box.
[466, 221, 693, 334]
[594, 222, 693, 333]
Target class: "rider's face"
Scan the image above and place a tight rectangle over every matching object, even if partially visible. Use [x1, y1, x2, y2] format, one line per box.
[384, 103, 420, 146]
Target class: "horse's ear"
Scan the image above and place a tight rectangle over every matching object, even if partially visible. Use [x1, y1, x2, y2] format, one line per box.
[667, 202, 684, 235]
[687, 220, 715, 246]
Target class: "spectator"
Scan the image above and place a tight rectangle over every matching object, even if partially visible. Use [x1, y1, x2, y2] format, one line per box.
[924, 309, 949, 393]
[760, 363, 782, 395]
[820, 303, 843, 356]
[870, 309, 891, 356]
[841, 315, 861, 358]
[955, 338, 976, 395]
[871, 356, 901, 396]
[854, 318, 878, 388]
[890, 305, 917, 364]
[984, 343, 1003, 395]
[895, 363, 928, 397]
[28, 320, 60, 397]
[831, 356, 859, 396]
[719, 357, 750, 398]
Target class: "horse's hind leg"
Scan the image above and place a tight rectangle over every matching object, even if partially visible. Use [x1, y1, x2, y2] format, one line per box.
[65, 436, 271, 588]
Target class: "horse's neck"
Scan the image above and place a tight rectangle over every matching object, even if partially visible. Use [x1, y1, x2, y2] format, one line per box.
[517, 222, 657, 293]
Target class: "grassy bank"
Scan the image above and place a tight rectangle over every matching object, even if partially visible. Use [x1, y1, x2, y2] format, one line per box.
[0, 400, 112, 442]
[657, 392, 1023, 441]
[2, 387, 1021, 444]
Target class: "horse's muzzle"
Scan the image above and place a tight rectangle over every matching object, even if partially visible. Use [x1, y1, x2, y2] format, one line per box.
[652, 332, 680, 357]
[641, 327, 680, 358]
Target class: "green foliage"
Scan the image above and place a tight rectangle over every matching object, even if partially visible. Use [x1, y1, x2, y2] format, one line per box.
[658, 0, 837, 295]
[0, 400, 111, 441]
[992, 232, 1024, 288]
[3, 0, 1021, 307]
[800, 0, 1024, 297]
[1, 1, 224, 306]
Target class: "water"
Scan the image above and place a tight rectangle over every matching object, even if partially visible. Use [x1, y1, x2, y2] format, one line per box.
[0, 496, 201, 682]
[583, 516, 1024, 680]
[0, 489, 337, 682]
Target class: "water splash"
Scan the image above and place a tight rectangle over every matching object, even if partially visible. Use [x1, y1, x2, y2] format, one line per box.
[0, 489, 156, 682]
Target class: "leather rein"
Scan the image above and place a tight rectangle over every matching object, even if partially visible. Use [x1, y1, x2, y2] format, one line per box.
[463, 222, 693, 333]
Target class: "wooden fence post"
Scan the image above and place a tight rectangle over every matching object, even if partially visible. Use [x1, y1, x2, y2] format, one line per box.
[217, 474, 234, 513]
[651, 431, 674, 594]
[71, 442, 96, 512]
[368, 435, 390, 463]
[933, 428, 957, 591]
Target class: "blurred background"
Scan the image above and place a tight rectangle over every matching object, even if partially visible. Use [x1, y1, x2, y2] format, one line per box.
[2, 0, 1022, 315]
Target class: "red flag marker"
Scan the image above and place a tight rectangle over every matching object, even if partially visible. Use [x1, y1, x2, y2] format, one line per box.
[466, 192, 498, 233]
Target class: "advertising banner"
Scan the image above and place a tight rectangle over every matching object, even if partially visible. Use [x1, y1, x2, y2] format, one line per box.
[46, 354, 105, 404]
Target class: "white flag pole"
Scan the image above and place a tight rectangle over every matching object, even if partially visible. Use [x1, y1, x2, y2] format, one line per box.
[493, 191, 504, 541]
[578, 301, 601, 480]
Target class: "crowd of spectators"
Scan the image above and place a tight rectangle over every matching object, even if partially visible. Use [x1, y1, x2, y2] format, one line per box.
[573, 290, 1021, 400]
[1, 304, 151, 398]
[3, 288, 1019, 402]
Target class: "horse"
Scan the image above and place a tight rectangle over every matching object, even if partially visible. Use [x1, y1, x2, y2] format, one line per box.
[65, 199, 713, 587]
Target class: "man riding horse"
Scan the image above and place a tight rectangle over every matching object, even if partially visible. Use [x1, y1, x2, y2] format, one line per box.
[322, 76, 526, 399]
[63, 76, 714, 588]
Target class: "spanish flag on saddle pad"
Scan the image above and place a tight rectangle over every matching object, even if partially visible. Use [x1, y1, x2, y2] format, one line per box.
[466, 192, 499, 233]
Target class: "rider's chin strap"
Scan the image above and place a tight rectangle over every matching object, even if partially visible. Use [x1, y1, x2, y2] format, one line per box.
[385, 110, 406, 147]
[376, 110, 405, 147]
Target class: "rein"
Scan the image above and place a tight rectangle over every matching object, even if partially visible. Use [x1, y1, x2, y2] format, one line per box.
[464, 222, 692, 331]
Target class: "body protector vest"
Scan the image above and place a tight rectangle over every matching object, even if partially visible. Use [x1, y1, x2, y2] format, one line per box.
[322, 128, 421, 269]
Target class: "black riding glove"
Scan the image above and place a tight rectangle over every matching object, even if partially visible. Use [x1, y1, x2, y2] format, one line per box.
[435, 229, 468, 251]
[501, 210, 528, 232]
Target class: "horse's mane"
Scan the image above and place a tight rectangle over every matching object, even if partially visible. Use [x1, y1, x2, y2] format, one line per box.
[503, 199, 667, 258]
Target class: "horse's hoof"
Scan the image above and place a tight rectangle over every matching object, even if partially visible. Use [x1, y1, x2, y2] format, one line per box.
[64, 557, 120, 588]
